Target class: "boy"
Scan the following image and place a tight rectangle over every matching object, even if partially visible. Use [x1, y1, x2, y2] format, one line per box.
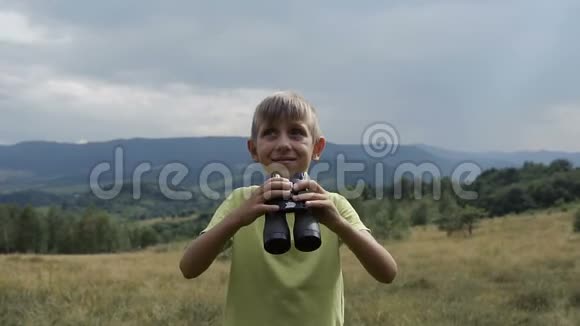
[179, 91, 397, 326]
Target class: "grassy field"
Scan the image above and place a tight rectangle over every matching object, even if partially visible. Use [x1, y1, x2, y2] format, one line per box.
[1, 210, 579, 325]
[135, 215, 198, 226]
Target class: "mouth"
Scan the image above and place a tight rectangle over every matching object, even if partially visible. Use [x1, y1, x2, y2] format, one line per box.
[272, 158, 297, 163]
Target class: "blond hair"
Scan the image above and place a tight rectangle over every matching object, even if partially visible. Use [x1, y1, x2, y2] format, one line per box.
[250, 91, 322, 141]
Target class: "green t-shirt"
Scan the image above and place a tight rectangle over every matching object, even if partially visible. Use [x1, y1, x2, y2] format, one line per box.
[201, 186, 370, 326]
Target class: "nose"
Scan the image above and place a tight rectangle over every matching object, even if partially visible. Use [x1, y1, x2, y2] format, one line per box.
[275, 132, 292, 151]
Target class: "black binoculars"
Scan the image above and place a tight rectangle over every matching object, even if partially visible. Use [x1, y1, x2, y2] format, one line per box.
[263, 172, 322, 255]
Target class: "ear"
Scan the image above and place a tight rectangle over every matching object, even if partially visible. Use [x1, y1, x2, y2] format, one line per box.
[311, 136, 326, 160]
[247, 138, 258, 161]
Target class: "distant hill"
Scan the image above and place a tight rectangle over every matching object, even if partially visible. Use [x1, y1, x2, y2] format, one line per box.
[1, 137, 579, 196]
[0, 137, 252, 193]
[415, 144, 580, 167]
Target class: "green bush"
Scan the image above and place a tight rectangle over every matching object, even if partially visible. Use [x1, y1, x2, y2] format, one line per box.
[435, 205, 485, 237]
[360, 199, 410, 240]
[410, 202, 429, 226]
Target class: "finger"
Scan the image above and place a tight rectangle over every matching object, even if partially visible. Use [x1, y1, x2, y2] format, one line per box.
[264, 179, 293, 192]
[304, 199, 333, 208]
[293, 192, 327, 202]
[308, 179, 325, 193]
[268, 175, 288, 182]
[292, 179, 309, 192]
[252, 186, 265, 198]
[293, 179, 324, 193]
[261, 204, 281, 212]
[263, 189, 293, 201]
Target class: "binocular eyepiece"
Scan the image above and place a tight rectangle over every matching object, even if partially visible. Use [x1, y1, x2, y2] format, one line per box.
[263, 172, 322, 255]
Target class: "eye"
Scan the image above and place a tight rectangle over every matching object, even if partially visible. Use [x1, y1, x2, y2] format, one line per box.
[290, 128, 307, 136]
[261, 128, 276, 137]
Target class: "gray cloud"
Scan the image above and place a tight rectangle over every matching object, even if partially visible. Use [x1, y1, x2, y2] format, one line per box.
[0, 0, 579, 151]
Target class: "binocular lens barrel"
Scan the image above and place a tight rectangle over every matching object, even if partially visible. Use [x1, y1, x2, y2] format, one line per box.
[263, 210, 291, 255]
[263, 172, 322, 255]
[263, 208, 321, 255]
[293, 209, 321, 252]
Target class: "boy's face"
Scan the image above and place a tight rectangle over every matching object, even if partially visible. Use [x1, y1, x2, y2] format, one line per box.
[247, 118, 325, 178]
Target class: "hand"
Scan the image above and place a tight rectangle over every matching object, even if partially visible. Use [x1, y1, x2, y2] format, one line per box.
[234, 176, 294, 227]
[291, 179, 345, 232]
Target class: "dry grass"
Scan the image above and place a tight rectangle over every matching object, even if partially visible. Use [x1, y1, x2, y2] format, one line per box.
[1, 210, 579, 325]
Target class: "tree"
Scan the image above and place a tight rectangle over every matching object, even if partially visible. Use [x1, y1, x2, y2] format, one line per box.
[435, 205, 485, 237]
[15, 206, 42, 253]
[503, 186, 535, 214]
[499, 168, 520, 185]
[356, 198, 410, 240]
[437, 192, 454, 216]
[410, 202, 429, 226]
[529, 182, 558, 207]
[0, 205, 17, 252]
[434, 194, 459, 236]
[45, 206, 64, 253]
[458, 205, 486, 236]
[115, 224, 132, 251]
[139, 226, 160, 248]
[574, 209, 580, 233]
[548, 159, 573, 173]
[59, 215, 80, 254]
[77, 208, 119, 253]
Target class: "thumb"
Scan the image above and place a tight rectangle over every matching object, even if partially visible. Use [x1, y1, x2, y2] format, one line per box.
[262, 204, 280, 212]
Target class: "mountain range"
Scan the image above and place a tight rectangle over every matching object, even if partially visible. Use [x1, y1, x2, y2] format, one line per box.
[1, 137, 579, 195]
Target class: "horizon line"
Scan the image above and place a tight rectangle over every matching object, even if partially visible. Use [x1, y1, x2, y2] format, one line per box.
[1, 136, 580, 154]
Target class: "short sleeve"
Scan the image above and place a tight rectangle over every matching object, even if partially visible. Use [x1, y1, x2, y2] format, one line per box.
[201, 191, 236, 235]
[198, 187, 257, 250]
[332, 193, 371, 233]
[199, 188, 246, 250]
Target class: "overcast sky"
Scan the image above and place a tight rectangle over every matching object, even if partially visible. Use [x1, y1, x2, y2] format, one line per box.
[1, 0, 579, 151]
